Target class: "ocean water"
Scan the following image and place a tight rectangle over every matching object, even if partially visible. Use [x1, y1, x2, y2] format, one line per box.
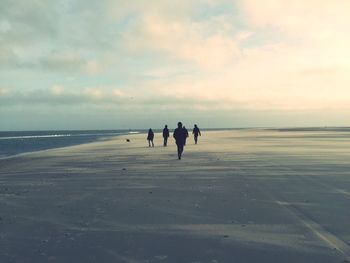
[0, 130, 139, 159]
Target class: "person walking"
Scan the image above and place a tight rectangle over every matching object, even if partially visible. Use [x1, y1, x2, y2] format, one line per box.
[192, 124, 201, 144]
[173, 122, 186, 160]
[183, 126, 189, 145]
[147, 128, 154, 147]
[163, 125, 170, 146]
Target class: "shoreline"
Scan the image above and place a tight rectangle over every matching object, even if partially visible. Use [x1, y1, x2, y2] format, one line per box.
[2, 127, 350, 164]
[0, 130, 142, 160]
[2, 126, 350, 160]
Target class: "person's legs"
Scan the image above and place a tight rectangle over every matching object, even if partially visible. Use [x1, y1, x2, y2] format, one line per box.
[151, 139, 154, 147]
[148, 140, 151, 147]
[194, 135, 198, 144]
[177, 143, 184, 159]
[176, 144, 180, 159]
[164, 137, 167, 146]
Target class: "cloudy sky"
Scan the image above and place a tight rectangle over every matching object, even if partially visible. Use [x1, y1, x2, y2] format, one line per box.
[1, 0, 350, 130]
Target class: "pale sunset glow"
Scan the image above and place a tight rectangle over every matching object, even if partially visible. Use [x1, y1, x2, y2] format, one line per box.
[1, 0, 349, 130]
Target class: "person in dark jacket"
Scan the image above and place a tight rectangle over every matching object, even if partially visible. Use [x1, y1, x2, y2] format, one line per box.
[192, 124, 201, 144]
[173, 122, 186, 160]
[147, 128, 154, 147]
[163, 125, 170, 146]
[183, 126, 189, 146]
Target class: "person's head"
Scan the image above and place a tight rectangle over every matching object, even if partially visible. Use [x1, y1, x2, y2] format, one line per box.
[194, 124, 197, 128]
[165, 125, 168, 128]
[183, 126, 186, 128]
[177, 122, 182, 128]
[149, 128, 152, 131]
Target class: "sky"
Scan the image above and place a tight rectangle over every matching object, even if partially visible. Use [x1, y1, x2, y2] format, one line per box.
[1, 0, 350, 130]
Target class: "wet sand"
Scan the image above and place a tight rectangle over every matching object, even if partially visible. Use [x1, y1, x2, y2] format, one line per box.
[1, 129, 350, 263]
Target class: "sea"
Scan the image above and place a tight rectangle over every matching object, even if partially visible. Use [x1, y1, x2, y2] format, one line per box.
[0, 130, 141, 159]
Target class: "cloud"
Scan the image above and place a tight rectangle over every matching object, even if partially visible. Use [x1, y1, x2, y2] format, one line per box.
[0, 0, 241, 71]
[0, 0, 122, 71]
[112, 89, 126, 97]
[142, 36, 350, 111]
[40, 51, 86, 72]
[0, 1, 59, 39]
[116, 1, 245, 70]
[0, 84, 252, 112]
[0, 46, 18, 68]
[240, 0, 350, 37]
[0, 88, 9, 96]
[0, 86, 116, 106]
[106, 0, 194, 21]
[124, 16, 242, 69]
[51, 85, 65, 96]
[1, 0, 350, 130]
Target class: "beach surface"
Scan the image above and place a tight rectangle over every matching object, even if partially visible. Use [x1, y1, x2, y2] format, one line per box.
[1, 129, 350, 263]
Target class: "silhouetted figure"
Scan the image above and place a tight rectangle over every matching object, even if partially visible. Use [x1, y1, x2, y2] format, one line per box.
[163, 125, 170, 146]
[183, 126, 189, 145]
[192, 124, 201, 144]
[147, 128, 154, 147]
[173, 122, 186, 160]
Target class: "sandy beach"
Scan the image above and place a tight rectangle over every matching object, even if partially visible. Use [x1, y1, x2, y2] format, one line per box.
[1, 129, 350, 263]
